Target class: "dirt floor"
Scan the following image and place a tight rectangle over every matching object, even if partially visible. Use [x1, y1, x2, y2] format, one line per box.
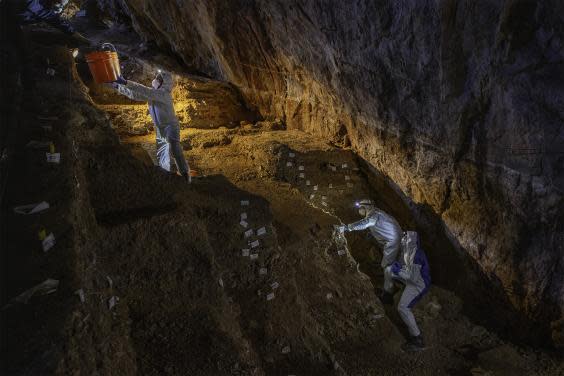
[1, 21, 563, 376]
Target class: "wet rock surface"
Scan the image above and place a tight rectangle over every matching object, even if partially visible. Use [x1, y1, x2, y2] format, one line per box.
[95, 0, 564, 343]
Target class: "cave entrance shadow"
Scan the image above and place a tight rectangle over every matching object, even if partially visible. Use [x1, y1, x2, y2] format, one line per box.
[352, 156, 555, 348]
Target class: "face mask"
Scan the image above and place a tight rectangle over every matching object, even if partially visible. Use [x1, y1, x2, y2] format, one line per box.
[152, 79, 161, 89]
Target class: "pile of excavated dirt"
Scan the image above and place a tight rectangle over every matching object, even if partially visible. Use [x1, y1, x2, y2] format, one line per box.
[2, 24, 562, 376]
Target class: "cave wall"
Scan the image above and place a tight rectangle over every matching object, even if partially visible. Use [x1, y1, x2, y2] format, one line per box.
[97, 0, 564, 343]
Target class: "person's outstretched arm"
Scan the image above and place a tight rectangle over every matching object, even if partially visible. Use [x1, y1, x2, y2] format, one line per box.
[116, 80, 168, 103]
[346, 216, 377, 232]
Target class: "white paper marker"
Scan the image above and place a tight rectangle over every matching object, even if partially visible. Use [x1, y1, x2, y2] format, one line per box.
[240, 220, 248, 228]
[250, 253, 259, 260]
[345, 175, 350, 181]
[299, 173, 305, 178]
[108, 296, 119, 310]
[46, 153, 61, 163]
[337, 249, 346, 256]
[242, 249, 250, 257]
[298, 165, 304, 171]
[266, 292, 275, 301]
[289, 152, 295, 158]
[306, 180, 311, 186]
[329, 184, 333, 188]
[13, 201, 49, 215]
[259, 268, 267, 275]
[271, 282, 279, 289]
[240, 212, 248, 220]
[244, 229, 254, 238]
[342, 163, 348, 168]
[42, 233, 55, 252]
[75, 289, 85, 303]
[257, 227, 267, 236]
[250, 240, 260, 248]
[313, 185, 318, 191]
[241, 200, 250, 206]
[286, 162, 293, 167]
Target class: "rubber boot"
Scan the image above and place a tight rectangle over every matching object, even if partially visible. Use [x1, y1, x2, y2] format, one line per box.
[401, 335, 425, 352]
[182, 172, 191, 184]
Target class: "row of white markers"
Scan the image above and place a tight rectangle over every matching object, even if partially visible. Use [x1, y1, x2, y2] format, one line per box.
[239, 199, 279, 301]
[285, 152, 357, 207]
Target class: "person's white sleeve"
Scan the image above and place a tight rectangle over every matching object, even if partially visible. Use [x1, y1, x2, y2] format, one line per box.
[117, 81, 168, 102]
[347, 216, 377, 232]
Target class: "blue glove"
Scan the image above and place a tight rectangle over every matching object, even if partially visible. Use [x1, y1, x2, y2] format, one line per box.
[391, 261, 401, 275]
[114, 76, 127, 85]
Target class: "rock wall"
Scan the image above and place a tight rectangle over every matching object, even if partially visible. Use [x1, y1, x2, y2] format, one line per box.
[97, 0, 564, 344]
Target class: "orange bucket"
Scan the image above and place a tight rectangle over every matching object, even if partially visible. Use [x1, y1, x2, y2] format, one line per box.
[85, 43, 121, 84]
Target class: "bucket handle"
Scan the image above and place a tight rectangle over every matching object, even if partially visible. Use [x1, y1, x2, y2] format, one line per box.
[101, 43, 117, 52]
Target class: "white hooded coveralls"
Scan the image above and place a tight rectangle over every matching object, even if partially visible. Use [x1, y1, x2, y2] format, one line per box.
[117, 71, 189, 175]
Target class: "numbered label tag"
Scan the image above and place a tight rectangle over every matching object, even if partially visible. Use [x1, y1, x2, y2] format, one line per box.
[46, 153, 61, 164]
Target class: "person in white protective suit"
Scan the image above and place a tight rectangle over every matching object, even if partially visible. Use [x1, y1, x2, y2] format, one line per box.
[386, 230, 431, 352]
[113, 70, 191, 182]
[337, 198, 402, 272]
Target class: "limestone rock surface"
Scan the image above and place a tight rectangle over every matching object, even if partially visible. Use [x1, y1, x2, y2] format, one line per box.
[97, 0, 564, 344]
